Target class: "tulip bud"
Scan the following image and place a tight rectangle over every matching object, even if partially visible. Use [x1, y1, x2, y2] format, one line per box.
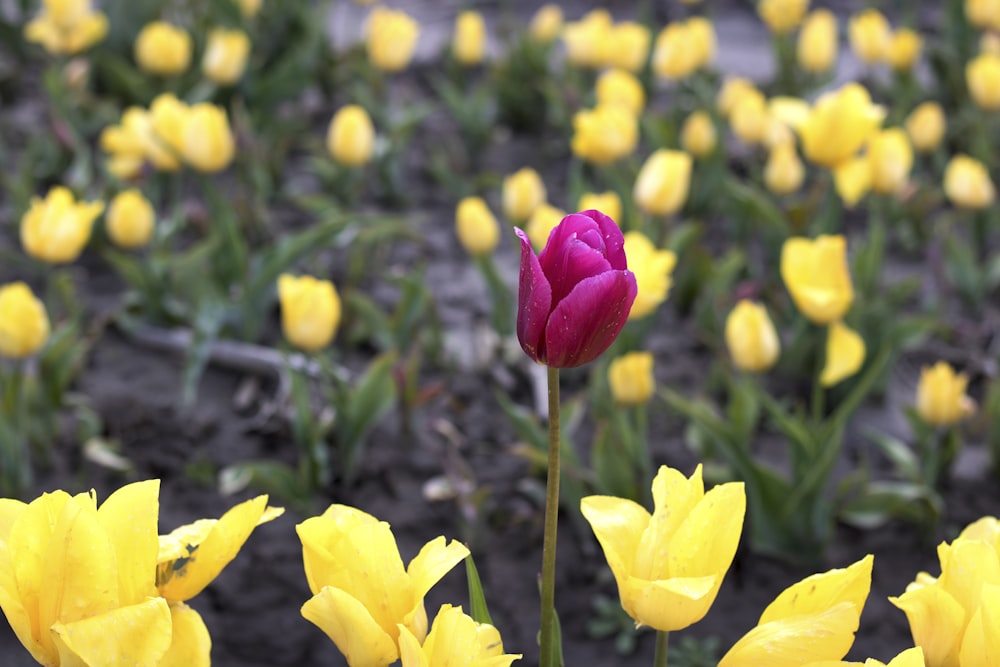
[652, 18, 715, 80]
[820, 321, 866, 387]
[726, 300, 780, 372]
[757, 0, 809, 34]
[529, 4, 563, 44]
[0, 282, 50, 359]
[868, 128, 913, 195]
[571, 104, 638, 165]
[765, 142, 805, 195]
[681, 111, 717, 158]
[326, 105, 375, 167]
[236, 0, 261, 17]
[967, 53, 1000, 110]
[455, 196, 499, 256]
[634, 149, 693, 216]
[182, 103, 235, 173]
[515, 211, 637, 368]
[452, 10, 486, 66]
[106, 189, 155, 249]
[202, 28, 251, 85]
[799, 83, 884, 168]
[848, 9, 891, 64]
[24, 1, 108, 55]
[366, 7, 420, 72]
[605, 21, 651, 72]
[595, 69, 645, 116]
[21, 186, 103, 264]
[916, 362, 976, 427]
[797, 9, 838, 73]
[717, 77, 758, 118]
[502, 167, 546, 223]
[278, 274, 341, 352]
[562, 9, 612, 68]
[134, 21, 192, 76]
[525, 203, 565, 251]
[833, 156, 872, 208]
[780, 235, 854, 324]
[147, 94, 188, 171]
[729, 89, 769, 146]
[577, 192, 622, 227]
[608, 352, 655, 405]
[624, 231, 677, 320]
[888, 28, 922, 72]
[905, 102, 945, 153]
[944, 154, 996, 209]
[966, 0, 1000, 30]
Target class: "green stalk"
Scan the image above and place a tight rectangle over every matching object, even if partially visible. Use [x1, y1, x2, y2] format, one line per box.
[653, 630, 670, 667]
[539, 365, 561, 667]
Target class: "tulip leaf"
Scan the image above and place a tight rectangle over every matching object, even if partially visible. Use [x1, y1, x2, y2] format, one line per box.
[336, 351, 398, 485]
[866, 429, 921, 482]
[464, 555, 494, 626]
[180, 297, 228, 406]
[838, 481, 942, 530]
[218, 461, 316, 514]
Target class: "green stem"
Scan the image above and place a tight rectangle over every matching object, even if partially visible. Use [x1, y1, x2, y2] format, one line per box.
[653, 630, 669, 667]
[539, 365, 561, 667]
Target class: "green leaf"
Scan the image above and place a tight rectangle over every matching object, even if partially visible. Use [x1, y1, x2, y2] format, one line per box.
[866, 429, 920, 481]
[838, 481, 942, 530]
[336, 352, 398, 483]
[180, 298, 229, 405]
[218, 460, 315, 513]
[464, 555, 494, 626]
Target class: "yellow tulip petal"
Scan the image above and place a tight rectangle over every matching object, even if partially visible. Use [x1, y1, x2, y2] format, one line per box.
[0, 557, 43, 665]
[833, 157, 871, 208]
[669, 482, 746, 580]
[97, 480, 160, 604]
[960, 584, 1000, 666]
[633, 465, 705, 579]
[882, 647, 926, 667]
[51, 597, 173, 667]
[821, 322, 866, 387]
[0, 498, 26, 539]
[407, 536, 471, 602]
[159, 601, 211, 667]
[580, 495, 651, 588]
[622, 573, 719, 631]
[760, 554, 873, 624]
[397, 622, 430, 667]
[297, 507, 379, 594]
[302, 586, 399, 667]
[889, 584, 965, 667]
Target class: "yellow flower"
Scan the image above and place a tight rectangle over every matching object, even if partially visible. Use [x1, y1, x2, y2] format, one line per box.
[0, 481, 174, 665]
[725, 300, 780, 372]
[452, 10, 486, 66]
[780, 235, 854, 324]
[581, 465, 746, 632]
[681, 110, 717, 158]
[916, 361, 975, 427]
[624, 231, 677, 320]
[20, 186, 103, 264]
[100, 107, 153, 179]
[398, 604, 521, 667]
[798, 9, 838, 73]
[278, 274, 341, 352]
[634, 149, 693, 216]
[967, 53, 1000, 110]
[298, 505, 470, 667]
[455, 196, 500, 257]
[529, 4, 563, 44]
[182, 103, 235, 173]
[863, 647, 927, 667]
[24, 0, 107, 55]
[848, 9, 891, 64]
[577, 191, 622, 225]
[366, 7, 420, 72]
[757, 0, 810, 34]
[235, 0, 261, 17]
[327, 105, 375, 167]
[652, 18, 715, 80]
[868, 128, 913, 195]
[147, 93, 189, 172]
[717, 77, 758, 118]
[562, 9, 612, 68]
[765, 141, 805, 195]
[595, 68, 645, 117]
[605, 21, 651, 72]
[202, 28, 251, 85]
[944, 154, 996, 209]
[571, 104, 638, 165]
[502, 167, 546, 223]
[608, 352, 655, 405]
[719, 555, 874, 667]
[729, 88, 769, 146]
[966, 0, 1000, 30]
[821, 321, 866, 387]
[799, 83, 884, 168]
[888, 28, 922, 72]
[833, 155, 872, 208]
[766, 96, 810, 144]
[905, 102, 945, 153]
[134, 21, 192, 76]
[106, 189, 155, 249]
[0, 282, 50, 359]
[525, 203, 566, 251]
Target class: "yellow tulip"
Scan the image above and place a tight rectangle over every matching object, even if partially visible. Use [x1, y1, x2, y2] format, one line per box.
[24, 0, 107, 55]
[888, 28, 922, 72]
[235, 0, 261, 17]
[967, 52, 1000, 110]
[766, 96, 810, 142]
[608, 352, 655, 405]
[652, 18, 715, 80]
[595, 68, 645, 117]
[0, 481, 174, 665]
[327, 104, 375, 167]
[581, 465, 746, 632]
[916, 362, 975, 427]
[966, 0, 1000, 30]
[687, 17, 717, 68]
[278, 274, 341, 352]
[100, 107, 153, 179]
[455, 196, 500, 257]
[606, 21, 651, 72]
[867, 128, 913, 195]
[725, 300, 780, 372]
[717, 77, 759, 118]
[634, 149, 693, 216]
[571, 104, 638, 165]
[182, 103, 235, 173]
[863, 647, 926, 667]
[798, 9, 838, 73]
[959, 583, 1000, 667]
[452, 10, 486, 66]
[398, 604, 521, 667]
[757, 0, 810, 34]
[799, 83, 884, 168]
[0, 283, 50, 359]
[848, 9, 891, 64]
[529, 4, 563, 44]
[298, 505, 470, 667]
[765, 142, 805, 195]
[730, 89, 769, 145]
[562, 9, 612, 68]
[106, 189, 155, 249]
[624, 231, 677, 320]
[577, 191, 622, 225]
[20, 186, 103, 264]
[502, 167, 546, 223]
[905, 102, 945, 153]
[719, 555, 874, 667]
[944, 154, 996, 209]
[525, 203, 566, 251]
[202, 28, 251, 85]
[820, 321, 866, 387]
[366, 7, 420, 72]
[134, 21, 192, 76]
[780, 235, 854, 324]
[681, 110, 717, 158]
[833, 155, 872, 208]
[147, 93, 189, 172]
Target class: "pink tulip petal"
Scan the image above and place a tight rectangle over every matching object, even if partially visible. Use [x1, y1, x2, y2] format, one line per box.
[543, 240, 614, 306]
[516, 228, 552, 363]
[580, 209, 628, 270]
[544, 270, 637, 368]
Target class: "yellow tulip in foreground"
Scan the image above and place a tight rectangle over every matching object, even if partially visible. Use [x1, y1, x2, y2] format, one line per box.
[571, 104, 638, 165]
[278, 274, 341, 352]
[455, 196, 500, 257]
[366, 7, 420, 72]
[578, 192, 622, 226]
[581, 465, 745, 632]
[781, 235, 854, 324]
[623, 231, 677, 320]
[106, 189, 155, 249]
[634, 149, 693, 216]
[821, 321, 866, 387]
[905, 102, 945, 153]
[944, 154, 996, 209]
[21, 186, 104, 264]
[0, 282, 50, 359]
[135, 21, 192, 76]
[861, 647, 927, 667]
[327, 105, 376, 167]
[398, 604, 521, 667]
[608, 352, 655, 405]
[202, 28, 251, 86]
[182, 103, 235, 173]
[725, 300, 781, 373]
[799, 83, 884, 168]
[916, 362, 975, 427]
[502, 167, 546, 224]
[24, 0, 107, 55]
[452, 10, 486, 66]
[798, 9, 838, 73]
[718, 555, 873, 666]
[297, 504, 470, 667]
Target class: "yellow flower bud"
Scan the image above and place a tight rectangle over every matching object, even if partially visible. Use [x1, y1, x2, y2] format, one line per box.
[21, 186, 103, 264]
[455, 196, 499, 256]
[780, 235, 854, 325]
[681, 110, 717, 158]
[571, 104, 638, 165]
[966, 0, 1000, 30]
[606, 21, 651, 72]
[577, 191, 622, 225]
[967, 52, 1000, 110]
[525, 203, 565, 251]
[147, 94, 188, 171]
[502, 167, 546, 223]
[278, 274, 341, 352]
[452, 10, 486, 66]
[608, 352, 655, 405]
[687, 17, 717, 68]
[398, 605, 520, 667]
[848, 9, 891, 64]
[765, 142, 805, 195]
[725, 300, 780, 372]
[134, 21, 192, 76]
[106, 189, 155, 249]
[236, 0, 261, 17]
[202, 28, 251, 86]
[366, 7, 420, 72]
[766, 96, 810, 147]
[24, 0, 107, 55]
[888, 28, 922, 72]
[634, 149, 693, 216]
[182, 103, 235, 173]
[730, 88, 769, 146]
[820, 321, 866, 387]
[0, 282, 50, 359]
[905, 102, 945, 153]
[868, 128, 913, 195]
[624, 231, 677, 320]
[797, 9, 838, 73]
[944, 154, 996, 209]
[757, 0, 810, 34]
[916, 362, 975, 426]
[100, 106, 152, 178]
[652, 18, 715, 80]
[562, 9, 612, 68]
[595, 68, 645, 116]
[717, 77, 758, 118]
[799, 83, 884, 168]
[326, 105, 375, 167]
[529, 4, 563, 44]
[833, 156, 872, 208]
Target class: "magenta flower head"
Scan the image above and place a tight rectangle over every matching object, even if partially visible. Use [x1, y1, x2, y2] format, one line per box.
[516, 209, 638, 368]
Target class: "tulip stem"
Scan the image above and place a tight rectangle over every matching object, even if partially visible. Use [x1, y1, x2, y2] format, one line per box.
[539, 365, 561, 667]
[653, 630, 669, 667]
